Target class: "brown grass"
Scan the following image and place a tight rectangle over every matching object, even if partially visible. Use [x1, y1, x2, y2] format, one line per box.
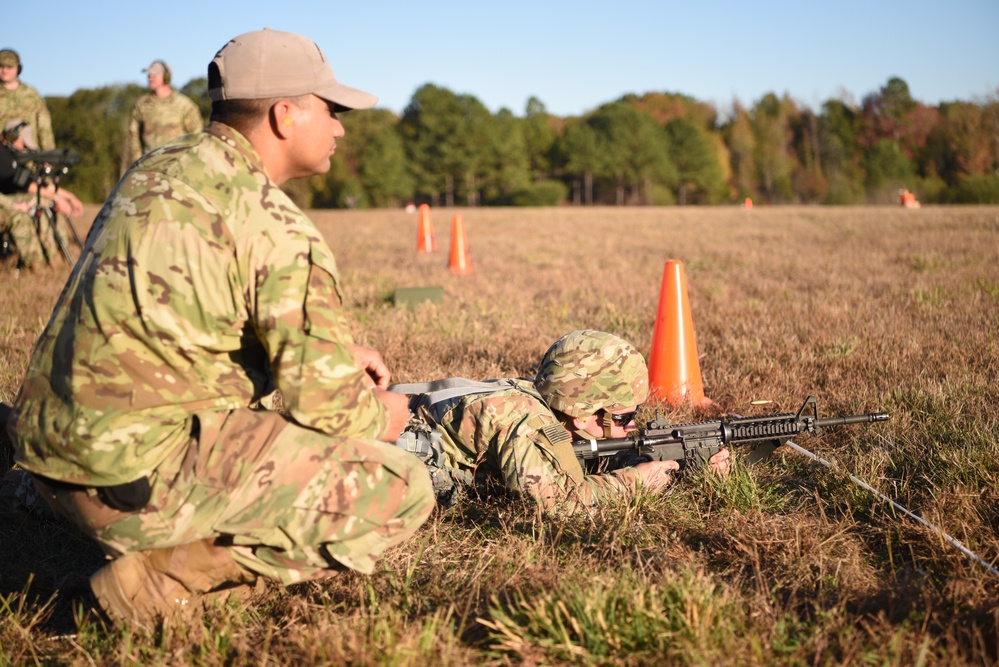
[2, 205, 998, 665]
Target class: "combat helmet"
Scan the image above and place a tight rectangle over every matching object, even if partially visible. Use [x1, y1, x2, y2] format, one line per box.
[534, 330, 649, 418]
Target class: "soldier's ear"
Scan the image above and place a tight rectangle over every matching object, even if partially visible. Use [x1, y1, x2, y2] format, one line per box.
[271, 101, 297, 139]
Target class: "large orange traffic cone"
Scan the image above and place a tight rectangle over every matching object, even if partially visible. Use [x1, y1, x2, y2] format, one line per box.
[448, 214, 472, 275]
[416, 204, 437, 253]
[647, 260, 710, 407]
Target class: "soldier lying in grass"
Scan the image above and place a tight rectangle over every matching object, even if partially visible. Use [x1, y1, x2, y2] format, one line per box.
[393, 330, 730, 513]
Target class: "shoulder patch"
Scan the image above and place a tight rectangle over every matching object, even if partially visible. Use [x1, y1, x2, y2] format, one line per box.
[540, 423, 571, 446]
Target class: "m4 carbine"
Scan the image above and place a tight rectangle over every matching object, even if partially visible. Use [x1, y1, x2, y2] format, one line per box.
[573, 395, 889, 469]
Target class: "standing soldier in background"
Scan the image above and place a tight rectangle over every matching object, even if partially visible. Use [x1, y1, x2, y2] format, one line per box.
[126, 60, 203, 167]
[0, 49, 55, 151]
[8, 28, 432, 629]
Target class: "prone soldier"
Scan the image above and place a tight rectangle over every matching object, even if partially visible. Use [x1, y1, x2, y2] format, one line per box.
[393, 330, 730, 514]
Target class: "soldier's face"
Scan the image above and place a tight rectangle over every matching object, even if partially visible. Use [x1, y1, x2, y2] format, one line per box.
[576, 407, 640, 439]
[147, 71, 165, 89]
[0, 64, 18, 85]
[606, 407, 639, 435]
[287, 94, 345, 178]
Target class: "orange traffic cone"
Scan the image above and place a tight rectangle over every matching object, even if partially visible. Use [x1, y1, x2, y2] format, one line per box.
[416, 204, 437, 253]
[448, 214, 472, 275]
[647, 260, 710, 407]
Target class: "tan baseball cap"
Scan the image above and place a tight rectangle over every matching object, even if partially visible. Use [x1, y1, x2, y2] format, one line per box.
[143, 60, 168, 76]
[208, 28, 377, 111]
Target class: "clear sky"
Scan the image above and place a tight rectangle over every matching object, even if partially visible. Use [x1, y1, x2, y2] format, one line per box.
[7, 0, 997, 118]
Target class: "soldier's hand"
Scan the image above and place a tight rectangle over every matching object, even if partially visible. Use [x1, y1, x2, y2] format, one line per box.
[374, 388, 411, 442]
[708, 448, 731, 476]
[351, 344, 390, 389]
[634, 460, 680, 491]
[53, 189, 84, 218]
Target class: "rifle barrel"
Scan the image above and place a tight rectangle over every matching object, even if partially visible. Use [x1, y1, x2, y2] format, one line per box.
[815, 412, 889, 428]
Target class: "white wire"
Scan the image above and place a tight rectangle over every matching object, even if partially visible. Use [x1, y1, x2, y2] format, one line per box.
[783, 439, 999, 580]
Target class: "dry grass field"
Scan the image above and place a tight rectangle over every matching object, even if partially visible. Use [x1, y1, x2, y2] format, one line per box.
[2, 204, 998, 665]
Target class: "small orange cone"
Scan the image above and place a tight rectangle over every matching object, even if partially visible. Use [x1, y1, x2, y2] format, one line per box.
[416, 204, 437, 253]
[744, 197, 753, 210]
[448, 214, 472, 275]
[647, 260, 710, 407]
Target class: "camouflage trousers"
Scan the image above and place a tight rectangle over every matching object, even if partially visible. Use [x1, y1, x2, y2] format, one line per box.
[0, 207, 48, 267]
[32, 408, 435, 585]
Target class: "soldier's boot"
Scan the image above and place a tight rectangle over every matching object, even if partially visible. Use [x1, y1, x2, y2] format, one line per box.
[90, 538, 260, 629]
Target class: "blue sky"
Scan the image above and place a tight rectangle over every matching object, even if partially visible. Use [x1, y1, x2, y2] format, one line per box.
[7, 0, 997, 117]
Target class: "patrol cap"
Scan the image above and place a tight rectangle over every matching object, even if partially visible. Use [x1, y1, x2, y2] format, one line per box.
[208, 28, 377, 111]
[0, 49, 20, 69]
[534, 330, 649, 418]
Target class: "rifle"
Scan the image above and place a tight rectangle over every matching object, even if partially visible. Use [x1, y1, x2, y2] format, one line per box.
[573, 395, 889, 470]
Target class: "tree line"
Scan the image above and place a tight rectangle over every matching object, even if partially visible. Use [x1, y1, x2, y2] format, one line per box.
[48, 76, 999, 208]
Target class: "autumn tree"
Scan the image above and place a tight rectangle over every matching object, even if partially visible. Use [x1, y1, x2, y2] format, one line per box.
[587, 102, 674, 204]
[49, 84, 145, 202]
[750, 93, 798, 202]
[400, 84, 475, 206]
[664, 118, 725, 204]
[816, 99, 865, 204]
[555, 119, 600, 205]
[476, 107, 531, 204]
[722, 102, 756, 202]
[522, 97, 557, 179]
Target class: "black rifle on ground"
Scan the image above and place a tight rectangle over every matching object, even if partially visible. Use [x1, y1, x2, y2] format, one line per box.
[573, 395, 889, 470]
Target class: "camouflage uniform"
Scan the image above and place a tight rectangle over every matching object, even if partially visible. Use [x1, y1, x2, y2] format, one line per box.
[0, 205, 52, 268]
[11, 121, 433, 583]
[399, 331, 649, 514]
[0, 143, 63, 268]
[127, 90, 204, 165]
[0, 83, 55, 151]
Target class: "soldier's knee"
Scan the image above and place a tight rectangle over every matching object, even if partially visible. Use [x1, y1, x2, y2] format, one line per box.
[407, 461, 435, 519]
[389, 450, 434, 525]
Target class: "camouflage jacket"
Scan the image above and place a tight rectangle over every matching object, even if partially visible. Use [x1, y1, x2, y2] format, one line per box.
[0, 82, 55, 150]
[127, 90, 204, 165]
[13, 122, 388, 485]
[422, 378, 642, 513]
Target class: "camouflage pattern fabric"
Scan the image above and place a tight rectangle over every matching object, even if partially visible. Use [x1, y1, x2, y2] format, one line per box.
[0, 83, 55, 150]
[127, 90, 204, 165]
[0, 192, 70, 269]
[0, 468, 54, 518]
[535, 330, 650, 418]
[0, 205, 49, 267]
[11, 121, 432, 579]
[419, 378, 642, 514]
[32, 409, 433, 580]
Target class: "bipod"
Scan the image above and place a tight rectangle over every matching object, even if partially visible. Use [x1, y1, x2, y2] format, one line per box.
[31, 170, 77, 265]
[729, 409, 999, 580]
